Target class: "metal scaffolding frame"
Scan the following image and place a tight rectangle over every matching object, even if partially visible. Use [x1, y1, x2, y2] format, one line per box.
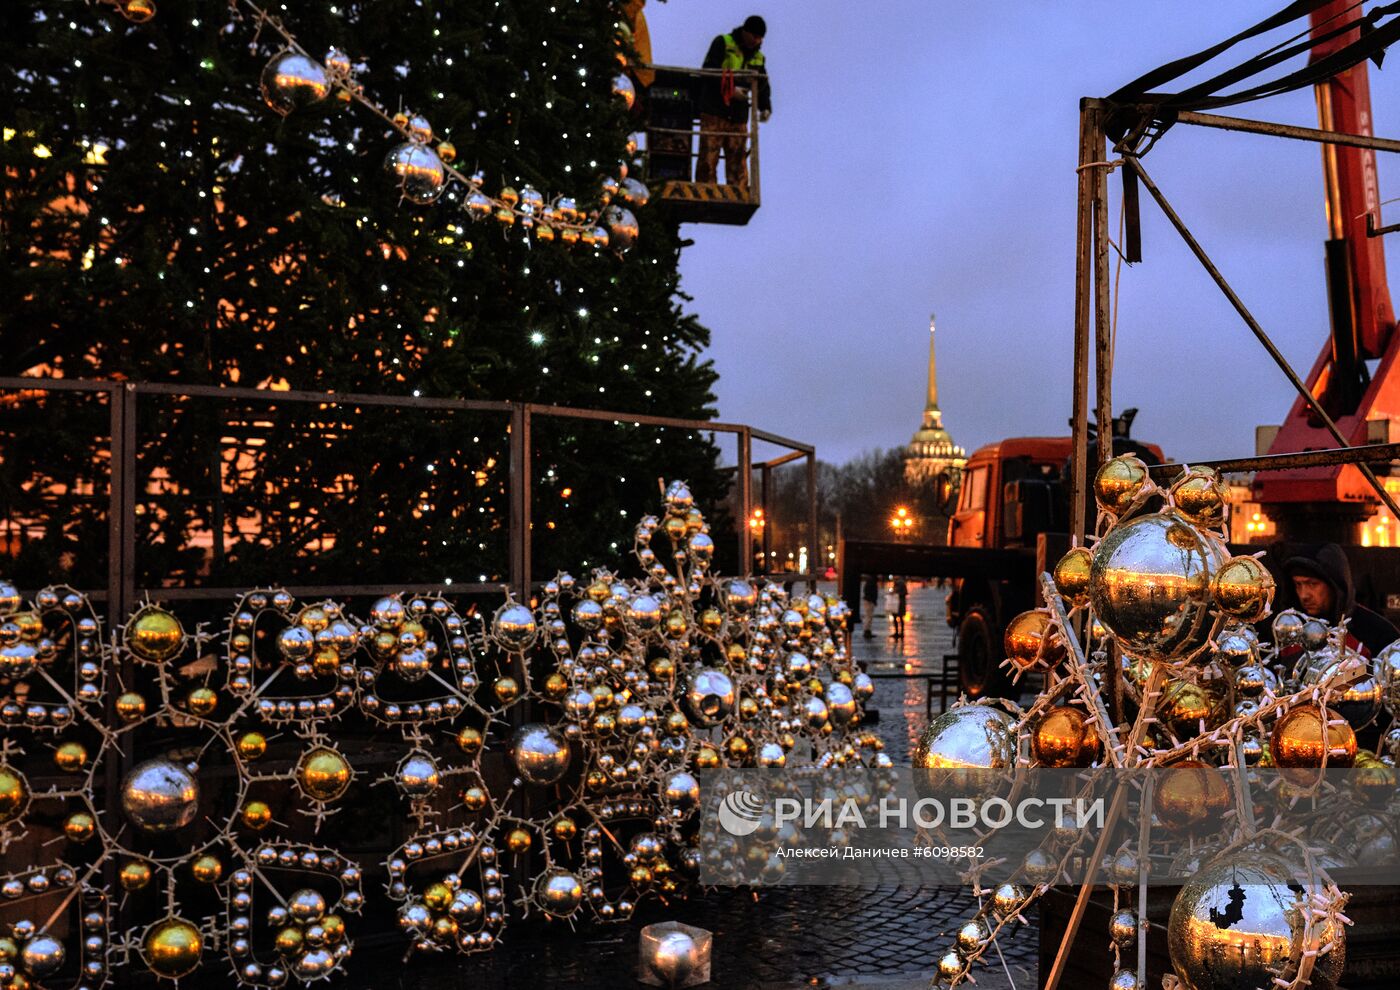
[1052, 94, 1400, 990]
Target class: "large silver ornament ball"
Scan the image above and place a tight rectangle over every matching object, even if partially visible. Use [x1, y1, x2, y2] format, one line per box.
[535, 868, 584, 917]
[1167, 851, 1344, 990]
[510, 723, 571, 785]
[261, 51, 330, 115]
[492, 602, 537, 650]
[646, 931, 698, 985]
[396, 752, 441, 798]
[913, 705, 1016, 770]
[603, 205, 639, 252]
[1088, 512, 1223, 662]
[684, 668, 736, 727]
[121, 758, 200, 832]
[383, 142, 447, 204]
[19, 935, 65, 978]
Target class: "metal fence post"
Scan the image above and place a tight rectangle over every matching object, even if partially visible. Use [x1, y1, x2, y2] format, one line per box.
[509, 403, 532, 601]
[737, 428, 752, 576]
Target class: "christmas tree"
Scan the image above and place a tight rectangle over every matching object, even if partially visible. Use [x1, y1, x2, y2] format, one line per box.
[0, 0, 725, 590]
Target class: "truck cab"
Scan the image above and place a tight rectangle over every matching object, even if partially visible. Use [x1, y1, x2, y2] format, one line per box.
[946, 435, 1162, 697]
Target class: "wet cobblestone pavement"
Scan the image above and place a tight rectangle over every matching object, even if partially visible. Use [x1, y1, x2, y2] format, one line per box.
[352, 585, 1038, 989]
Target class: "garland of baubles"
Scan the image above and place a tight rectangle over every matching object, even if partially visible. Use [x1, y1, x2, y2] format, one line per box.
[95, 0, 649, 251]
[917, 455, 1396, 990]
[0, 481, 874, 987]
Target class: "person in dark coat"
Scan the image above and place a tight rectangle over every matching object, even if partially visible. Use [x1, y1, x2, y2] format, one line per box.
[1284, 543, 1399, 658]
[861, 574, 878, 640]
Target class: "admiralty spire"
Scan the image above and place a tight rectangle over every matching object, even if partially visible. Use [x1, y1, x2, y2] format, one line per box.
[904, 314, 966, 485]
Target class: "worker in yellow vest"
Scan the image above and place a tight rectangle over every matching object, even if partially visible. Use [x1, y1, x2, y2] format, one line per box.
[695, 15, 770, 189]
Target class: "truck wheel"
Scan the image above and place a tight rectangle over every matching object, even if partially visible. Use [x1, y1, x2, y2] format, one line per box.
[958, 609, 1011, 699]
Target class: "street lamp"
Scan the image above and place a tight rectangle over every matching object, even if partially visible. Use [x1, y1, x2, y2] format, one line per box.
[890, 505, 915, 540]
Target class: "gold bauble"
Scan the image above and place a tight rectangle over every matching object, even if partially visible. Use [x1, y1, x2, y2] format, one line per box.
[116, 691, 148, 722]
[1030, 706, 1101, 768]
[1155, 760, 1231, 832]
[506, 828, 532, 854]
[586, 579, 611, 603]
[543, 672, 569, 699]
[433, 915, 458, 940]
[1003, 610, 1063, 671]
[585, 770, 609, 792]
[236, 732, 267, 761]
[1167, 851, 1344, 990]
[591, 684, 615, 709]
[190, 855, 222, 884]
[312, 648, 340, 677]
[1170, 469, 1228, 526]
[423, 882, 453, 911]
[1160, 677, 1229, 740]
[456, 726, 484, 754]
[1349, 751, 1396, 806]
[0, 766, 26, 823]
[1210, 556, 1274, 622]
[437, 140, 456, 163]
[493, 676, 520, 704]
[120, 859, 154, 890]
[122, 0, 156, 24]
[185, 687, 218, 716]
[0, 936, 15, 961]
[664, 611, 688, 638]
[1053, 546, 1093, 608]
[739, 697, 760, 720]
[297, 747, 352, 802]
[143, 918, 202, 979]
[241, 800, 273, 830]
[725, 643, 746, 664]
[274, 926, 303, 956]
[700, 608, 723, 633]
[664, 712, 689, 735]
[322, 915, 345, 943]
[725, 736, 751, 761]
[552, 816, 578, 840]
[54, 741, 88, 773]
[461, 786, 488, 811]
[297, 605, 329, 632]
[1093, 455, 1149, 515]
[401, 619, 427, 647]
[650, 656, 675, 681]
[64, 811, 96, 842]
[695, 746, 721, 769]
[128, 608, 184, 662]
[371, 631, 398, 658]
[1270, 704, 1356, 785]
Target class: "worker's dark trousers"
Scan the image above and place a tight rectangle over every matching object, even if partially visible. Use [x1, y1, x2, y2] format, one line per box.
[696, 113, 749, 188]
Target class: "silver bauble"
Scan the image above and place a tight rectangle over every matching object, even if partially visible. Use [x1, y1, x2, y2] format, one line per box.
[261, 51, 330, 115]
[383, 143, 447, 204]
[1088, 512, 1224, 662]
[684, 668, 736, 727]
[121, 758, 200, 832]
[510, 724, 571, 785]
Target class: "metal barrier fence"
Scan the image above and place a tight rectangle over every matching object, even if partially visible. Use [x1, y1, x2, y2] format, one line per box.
[0, 378, 817, 625]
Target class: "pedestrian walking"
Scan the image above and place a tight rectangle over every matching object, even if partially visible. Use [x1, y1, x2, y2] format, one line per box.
[861, 574, 878, 639]
[893, 577, 908, 639]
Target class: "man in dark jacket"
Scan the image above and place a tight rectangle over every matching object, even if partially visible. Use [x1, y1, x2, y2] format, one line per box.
[1284, 543, 1399, 657]
[695, 15, 770, 188]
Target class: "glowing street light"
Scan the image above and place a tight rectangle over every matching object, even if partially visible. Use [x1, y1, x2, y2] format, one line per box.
[890, 505, 915, 539]
[749, 507, 765, 531]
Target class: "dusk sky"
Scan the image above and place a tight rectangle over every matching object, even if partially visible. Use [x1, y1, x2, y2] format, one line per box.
[645, 1, 1400, 467]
